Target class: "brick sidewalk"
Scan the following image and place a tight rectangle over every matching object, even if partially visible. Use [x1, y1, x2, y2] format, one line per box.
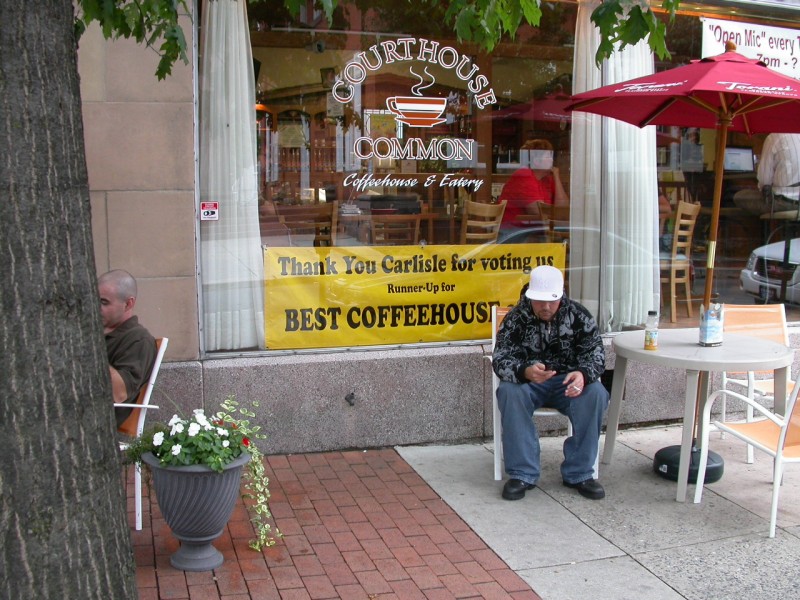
[132, 448, 541, 599]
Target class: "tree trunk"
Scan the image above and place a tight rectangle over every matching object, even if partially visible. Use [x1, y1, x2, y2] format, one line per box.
[0, 2, 137, 598]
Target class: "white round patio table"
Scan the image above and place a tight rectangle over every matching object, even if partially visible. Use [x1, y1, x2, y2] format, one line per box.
[603, 328, 794, 502]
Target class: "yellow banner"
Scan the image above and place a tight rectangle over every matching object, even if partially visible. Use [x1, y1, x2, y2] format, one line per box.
[264, 243, 566, 350]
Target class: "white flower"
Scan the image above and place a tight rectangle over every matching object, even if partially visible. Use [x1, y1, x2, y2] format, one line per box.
[171, 444, 182, 456]
[187, 423, 201, 437]
[217, 428, 228, 436]
[194, 411, 211, 429]
[152, 432, 164, 446]
[222, 440, 230, 448]
[170, 422, 184, 436]
[168, 414, 182, 427]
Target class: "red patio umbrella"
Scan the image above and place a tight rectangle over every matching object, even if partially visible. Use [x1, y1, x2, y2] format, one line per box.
[566, 41, 800, 308]
[492, 92, 572, 128]
[530, 93, 572, 128]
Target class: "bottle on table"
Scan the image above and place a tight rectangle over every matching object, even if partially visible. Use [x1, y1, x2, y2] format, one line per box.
[644, 310, 659, 351]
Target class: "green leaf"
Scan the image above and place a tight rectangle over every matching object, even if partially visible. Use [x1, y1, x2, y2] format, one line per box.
[76, 0, 190, 80]
[453, 7, 477, 46]
[648, 19, 670, 61]
[591, 0, 623, 35]
[590, 0, 673, 65]
[616, 6, 650, 48]
[596, 37, 616, 64]
[281, 0, 306, 17]
[519, 0, 542, 28]
[319, 0, 336, 22]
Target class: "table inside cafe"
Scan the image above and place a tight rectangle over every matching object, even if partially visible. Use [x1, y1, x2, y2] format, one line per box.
[338, 210, 456, 245]
[603, 328, 794, 502]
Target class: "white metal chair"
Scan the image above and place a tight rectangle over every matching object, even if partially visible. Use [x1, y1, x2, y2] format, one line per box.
[116, 337, 168, 530]
[720, 304, 795, 463]
[694, 375, 800, 538]
[489, 305, 584, 481]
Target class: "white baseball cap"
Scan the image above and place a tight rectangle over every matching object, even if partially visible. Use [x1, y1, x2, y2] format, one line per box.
[525, 265, 564, 301]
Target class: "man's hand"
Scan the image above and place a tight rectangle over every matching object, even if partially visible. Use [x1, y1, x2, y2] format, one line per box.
[109, 366, 128, 404]
[524, 362, 556, 384]
[563, 371, 586, 397]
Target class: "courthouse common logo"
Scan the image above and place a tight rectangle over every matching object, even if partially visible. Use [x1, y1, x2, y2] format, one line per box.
[331, 37, 495, 164]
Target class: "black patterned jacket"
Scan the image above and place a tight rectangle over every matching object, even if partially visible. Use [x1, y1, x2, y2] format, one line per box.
[492, 286, 606, 385]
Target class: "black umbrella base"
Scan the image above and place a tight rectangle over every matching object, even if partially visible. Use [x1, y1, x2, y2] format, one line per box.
[653, 443, 724, 484]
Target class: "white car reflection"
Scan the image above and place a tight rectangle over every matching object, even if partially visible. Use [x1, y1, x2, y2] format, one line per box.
[740, 239, 800, 304]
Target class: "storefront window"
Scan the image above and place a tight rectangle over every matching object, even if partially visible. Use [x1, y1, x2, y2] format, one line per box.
[198, 0, 800, 353]
[653, 11, 800, 326]
[242, 2, 577, 351]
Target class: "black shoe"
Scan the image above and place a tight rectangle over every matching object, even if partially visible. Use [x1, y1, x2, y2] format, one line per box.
[502, 478, 536, 500]
[563, 478, 605, 500]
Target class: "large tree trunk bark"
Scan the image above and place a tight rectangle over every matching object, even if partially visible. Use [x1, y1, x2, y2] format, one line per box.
[0, 2, 137, 598]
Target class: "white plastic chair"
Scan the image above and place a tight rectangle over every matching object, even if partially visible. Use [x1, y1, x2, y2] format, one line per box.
[116, 337, 168, 530]
[489, 305, 597, 481]
[694, 376, 800, 538]
[720, 304, 795, 463]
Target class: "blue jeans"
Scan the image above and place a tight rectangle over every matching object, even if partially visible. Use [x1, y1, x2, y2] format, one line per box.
[497, 374, 609, 485]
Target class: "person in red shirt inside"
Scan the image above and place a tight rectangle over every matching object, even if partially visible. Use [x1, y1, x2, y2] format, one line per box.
[499, 139, 569, 232]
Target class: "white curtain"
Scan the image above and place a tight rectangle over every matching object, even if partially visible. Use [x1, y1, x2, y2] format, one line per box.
[200, 0, 265, 350]
[571, 0, 660, 332]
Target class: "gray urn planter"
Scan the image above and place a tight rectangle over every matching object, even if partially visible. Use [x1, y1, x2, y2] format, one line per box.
[142, 451, 251, 571]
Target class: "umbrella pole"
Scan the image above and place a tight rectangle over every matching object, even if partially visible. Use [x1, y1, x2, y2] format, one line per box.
[695, 119, 731, 445]
[702, 118, 731, 309]
[668, 126, 731, 487]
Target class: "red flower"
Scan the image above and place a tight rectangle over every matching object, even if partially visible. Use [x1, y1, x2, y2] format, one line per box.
[243, 438, 250, 447]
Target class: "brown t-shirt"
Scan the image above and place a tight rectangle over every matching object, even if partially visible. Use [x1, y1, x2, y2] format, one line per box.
[106, 316, 156, 428]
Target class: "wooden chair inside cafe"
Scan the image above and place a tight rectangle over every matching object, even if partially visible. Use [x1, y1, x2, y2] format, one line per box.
[660, 200, 700, 323]
[536, 202, 570, 244]
[370, 213, 422, 246]
[275, 201, 339, 246]
[459, 200, 507, 244]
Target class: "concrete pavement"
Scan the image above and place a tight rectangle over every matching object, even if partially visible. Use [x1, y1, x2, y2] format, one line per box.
[398, 424, 800, 600]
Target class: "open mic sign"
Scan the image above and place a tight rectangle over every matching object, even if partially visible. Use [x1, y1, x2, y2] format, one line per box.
[200, 202, 219, 221]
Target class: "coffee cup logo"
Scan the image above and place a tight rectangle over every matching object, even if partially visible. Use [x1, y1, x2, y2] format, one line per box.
[386, 96, 448, 127]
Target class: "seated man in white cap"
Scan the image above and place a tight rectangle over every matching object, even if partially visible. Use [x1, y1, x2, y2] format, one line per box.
[492, 265, 609, 500]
